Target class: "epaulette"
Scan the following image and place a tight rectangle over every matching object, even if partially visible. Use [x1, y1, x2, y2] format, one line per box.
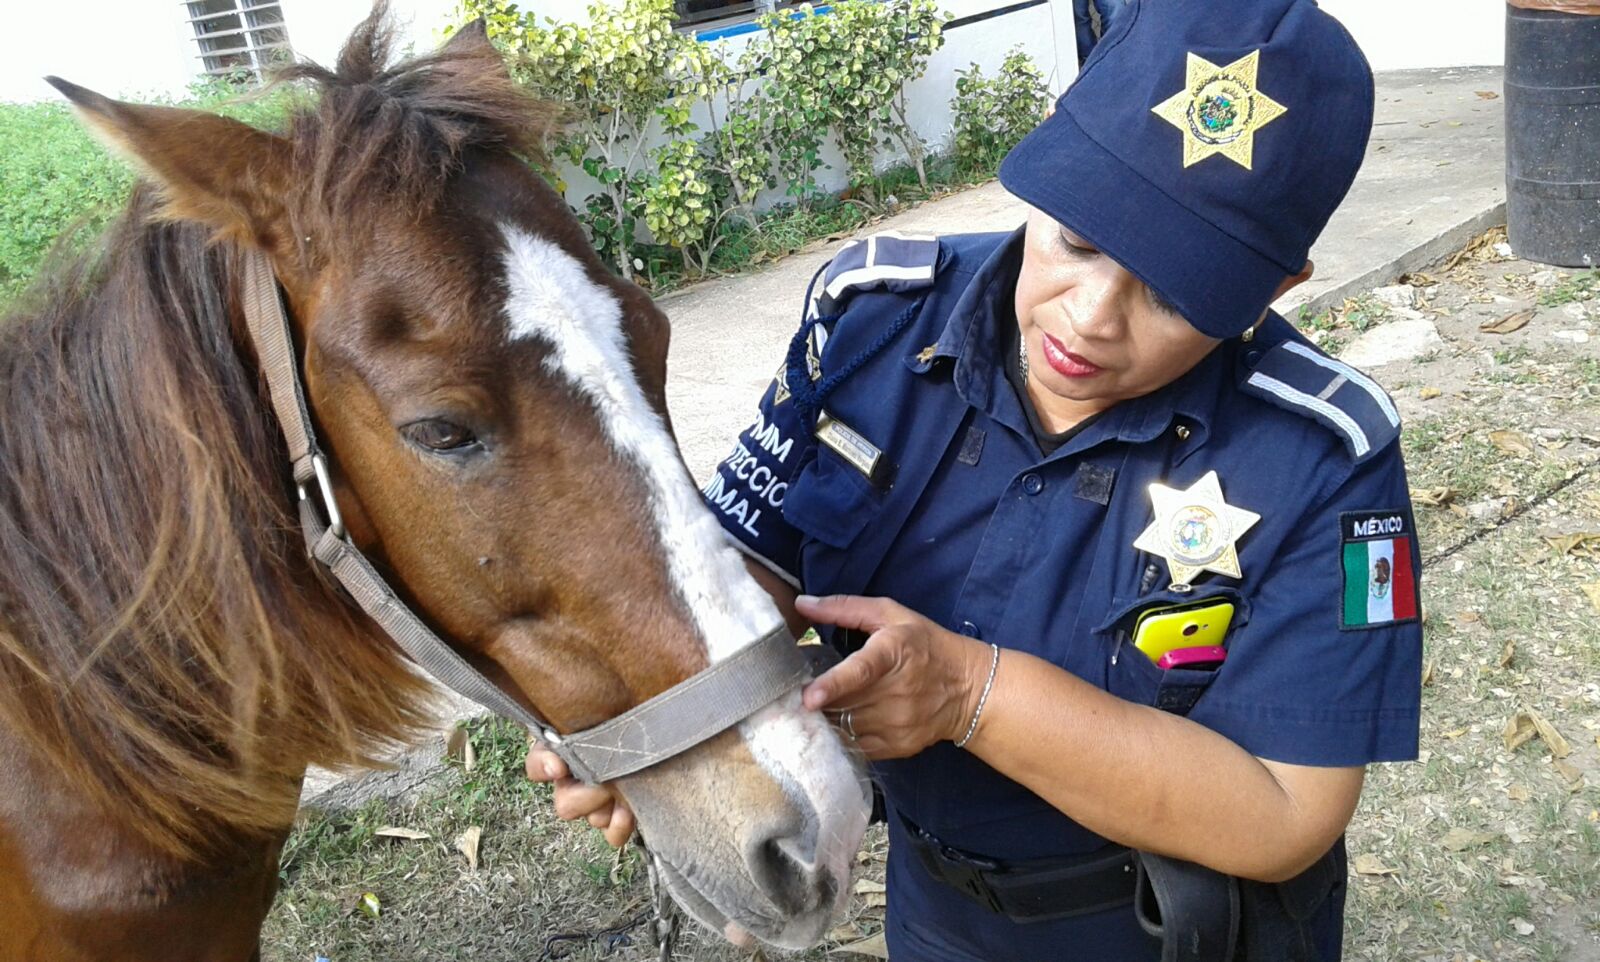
[782, 231, 940, 422]
[806, 231, 941, 321]
[1241, 339, 1401, 463]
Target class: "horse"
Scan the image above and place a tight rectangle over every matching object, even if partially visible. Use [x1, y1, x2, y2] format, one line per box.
[0, 9, 869, 959]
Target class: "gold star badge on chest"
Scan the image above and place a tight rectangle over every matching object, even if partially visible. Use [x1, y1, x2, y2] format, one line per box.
[1151, 50, 1286, 170]
[1133, 470, 1261, 588]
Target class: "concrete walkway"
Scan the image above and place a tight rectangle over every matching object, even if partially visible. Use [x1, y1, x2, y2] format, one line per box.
[663, 65, 1508, 483]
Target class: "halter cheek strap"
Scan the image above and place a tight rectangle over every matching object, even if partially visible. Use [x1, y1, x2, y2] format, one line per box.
[239, 249, 810, 785]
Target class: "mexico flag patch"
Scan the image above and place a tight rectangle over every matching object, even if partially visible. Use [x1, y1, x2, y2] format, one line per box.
[1341, 510, 1419, 630]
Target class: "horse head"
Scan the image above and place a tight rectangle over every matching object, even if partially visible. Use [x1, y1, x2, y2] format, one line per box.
[45, 10, 868, 948]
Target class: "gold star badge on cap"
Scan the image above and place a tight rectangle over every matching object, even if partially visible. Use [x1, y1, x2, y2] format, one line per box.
[1133, 470, 1261, 587]
[1152, 50, 1286, 170]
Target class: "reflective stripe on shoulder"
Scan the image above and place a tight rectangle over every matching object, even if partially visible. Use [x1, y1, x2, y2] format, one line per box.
[1246, 372, 1371, 459]
[1242, 339, 1401, 463]
[810, 232, 939, 319]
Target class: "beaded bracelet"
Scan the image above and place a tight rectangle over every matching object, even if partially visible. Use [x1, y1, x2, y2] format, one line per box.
[954, 642, 1000, 749]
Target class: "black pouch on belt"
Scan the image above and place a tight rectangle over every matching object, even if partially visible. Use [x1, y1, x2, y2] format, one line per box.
[1133, 843, 1344, 962]
[900, 813, 1138, 923]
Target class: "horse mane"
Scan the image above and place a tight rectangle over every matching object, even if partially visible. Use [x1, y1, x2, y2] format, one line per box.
[0, 5, 554, 861]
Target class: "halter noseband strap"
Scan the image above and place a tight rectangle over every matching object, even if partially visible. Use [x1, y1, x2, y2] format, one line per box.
[240, 249, 810, 785]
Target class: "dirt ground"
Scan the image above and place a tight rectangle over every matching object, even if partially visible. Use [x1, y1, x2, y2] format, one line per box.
[261, 230, 1600, 962]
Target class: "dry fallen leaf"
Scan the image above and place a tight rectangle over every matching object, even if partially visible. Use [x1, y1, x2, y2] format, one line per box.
[1421, 659, 1436, 687]
[374, 826, 430, 841]
[864, 892, 888, 909]
[1504, 709, 1572, 757]
[1480, 309, 1533, 335]
[853, 879, 887, 895]
[1555, 760, 1585, 791]
[1513, 918, 1535, 936]
[828, 924, 860, 943]
[456, 826, 482, 871]
[1544, 532, 1600, 557]
[1417, 386, 1443, 400]
[1411, 486, 1455, 507]
[1504, 712, 1538, 752]
[1489, 429, 1537, 459]
[445, 726, 476, 773]
[1477, 90, 1500, 100]
[1531, 713, 1572, 758]
[1507, 784, 1532, 802]
[1444, 728, 1469, 739]
[1353, 853, 1398, 876]
[1441, 827, 1498, 852]
[1582, 583, 1600, 614]
[836, 933, 891, 958]
[1498, 640, 1516, 669]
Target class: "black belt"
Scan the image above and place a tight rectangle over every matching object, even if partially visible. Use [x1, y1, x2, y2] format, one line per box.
[900, 814, 1137, 923]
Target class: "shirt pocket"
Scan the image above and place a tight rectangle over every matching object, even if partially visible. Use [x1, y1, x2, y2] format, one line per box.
[1095, 587, 1253, 714]
[781, 448, 885, 550]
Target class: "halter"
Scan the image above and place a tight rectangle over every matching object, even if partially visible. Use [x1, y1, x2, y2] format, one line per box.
[239, 250, 810, 785]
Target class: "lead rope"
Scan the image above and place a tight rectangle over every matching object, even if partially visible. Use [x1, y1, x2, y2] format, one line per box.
[642, 839, 680, 962]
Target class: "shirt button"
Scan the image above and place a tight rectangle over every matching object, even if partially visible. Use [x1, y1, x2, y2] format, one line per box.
[1175, 424, 1192, 441]
[1022, 473, 1045, 495]
[1245, 349, 1263, 366]
[959, 621, 981, 638]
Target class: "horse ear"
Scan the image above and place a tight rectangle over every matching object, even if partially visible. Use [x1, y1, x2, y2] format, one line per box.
[45, 76, 293, 247]
[443, 18, 491, 53]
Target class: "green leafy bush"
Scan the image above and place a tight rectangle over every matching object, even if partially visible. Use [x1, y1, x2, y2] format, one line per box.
[457, 0, 945, 276]
[460, 0, 710, 279]
[0, 100, 132, 306]
[0, 80, 295, 310]
[950, 47, 1050, 175]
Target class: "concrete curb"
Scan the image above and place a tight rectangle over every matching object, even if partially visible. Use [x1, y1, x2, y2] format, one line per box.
[1282, 201, 1509, 321]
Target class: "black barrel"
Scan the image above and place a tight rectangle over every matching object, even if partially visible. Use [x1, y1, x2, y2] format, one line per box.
[1506, 4, 1600, 268]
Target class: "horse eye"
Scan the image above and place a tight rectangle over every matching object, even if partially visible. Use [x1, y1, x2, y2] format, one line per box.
[403, 418, 480, 453]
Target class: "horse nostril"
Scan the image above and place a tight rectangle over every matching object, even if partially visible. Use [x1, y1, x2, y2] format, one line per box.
[745, 825, 836, 918]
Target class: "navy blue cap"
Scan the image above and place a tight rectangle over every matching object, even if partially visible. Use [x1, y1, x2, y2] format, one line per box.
[999, 0, 1374, 339]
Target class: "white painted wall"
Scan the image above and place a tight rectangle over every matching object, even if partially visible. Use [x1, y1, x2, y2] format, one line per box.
[1321, 0, 1504, 71]
[0, 1, 196, 103]
[0, 0, 465, 105]
[278, 0, 462, 66]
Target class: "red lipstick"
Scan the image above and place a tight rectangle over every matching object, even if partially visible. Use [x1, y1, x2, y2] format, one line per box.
[1040, 333, 1102, 378]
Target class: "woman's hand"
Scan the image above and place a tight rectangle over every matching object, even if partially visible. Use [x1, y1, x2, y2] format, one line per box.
[797, 594, 991, 759]
[525, 742, 636, 848]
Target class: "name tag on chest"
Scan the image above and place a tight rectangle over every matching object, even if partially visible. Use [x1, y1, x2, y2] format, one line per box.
[816, 411, 894, 488]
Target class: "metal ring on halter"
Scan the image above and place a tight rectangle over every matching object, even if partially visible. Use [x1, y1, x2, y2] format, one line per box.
[295, 452, 346, 539]
[842, 710, 858, 741]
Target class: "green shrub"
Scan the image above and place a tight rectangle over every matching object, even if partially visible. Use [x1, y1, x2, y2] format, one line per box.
[950, 47, 1050, 175]
[0, 101, 133, 307]
[0, 79, 295, 310]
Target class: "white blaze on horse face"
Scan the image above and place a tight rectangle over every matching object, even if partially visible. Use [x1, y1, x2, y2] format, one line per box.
[497, 227, 868, 892]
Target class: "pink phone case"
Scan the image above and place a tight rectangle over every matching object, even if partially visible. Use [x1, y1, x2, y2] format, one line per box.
[1156, 645, 1228, 670]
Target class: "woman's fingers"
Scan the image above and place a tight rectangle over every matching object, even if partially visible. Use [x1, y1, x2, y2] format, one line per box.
[526, 743, 569, 782]
[602, 801, 636, 848]
[529, 738, 636, 848]
[551, 776, 617, 821]
[805, 637, 897, 710]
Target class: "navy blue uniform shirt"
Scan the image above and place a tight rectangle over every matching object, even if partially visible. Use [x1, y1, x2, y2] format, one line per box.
[701, 230, 1423, 961]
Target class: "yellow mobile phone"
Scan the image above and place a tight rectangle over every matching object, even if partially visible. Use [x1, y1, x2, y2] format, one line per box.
[1131, 599, 1236, 663]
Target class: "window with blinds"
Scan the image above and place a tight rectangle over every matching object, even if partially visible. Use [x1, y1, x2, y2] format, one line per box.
[675, 0, 806, 32]
[185, 0, 292, 81]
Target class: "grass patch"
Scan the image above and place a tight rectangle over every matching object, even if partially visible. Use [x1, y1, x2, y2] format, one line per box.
[0, 80, 296, 311]
[1537, 269, 1599, 308]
